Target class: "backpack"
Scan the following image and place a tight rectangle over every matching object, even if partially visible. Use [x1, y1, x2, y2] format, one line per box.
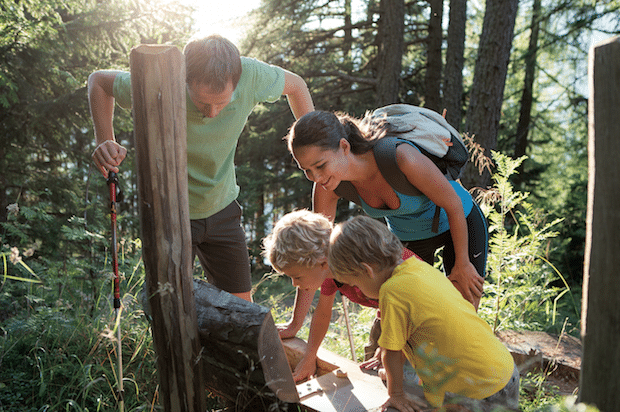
[334, 104, 469, 232]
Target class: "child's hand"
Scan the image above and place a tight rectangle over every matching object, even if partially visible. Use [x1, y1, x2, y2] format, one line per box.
[292, 355, 318, 382]
[360, 347, 383, 370]
[277, 323, 300, 339]
[382, 392, 425, 412]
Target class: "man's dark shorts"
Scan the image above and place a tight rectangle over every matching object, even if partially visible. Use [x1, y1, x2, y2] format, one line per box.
[191, 200, 252, 294]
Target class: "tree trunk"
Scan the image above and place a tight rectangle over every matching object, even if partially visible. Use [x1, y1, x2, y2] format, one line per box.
[443, 0, 467, 129]
[513, 0, 540, 185]
[580, 36, 620, 411]
[376, 0, 405, 106]
[130, 44, 207, 412]
[344, 0, 353, 70]
[462, 0, 519, 189]
[424, 0, 443, 112]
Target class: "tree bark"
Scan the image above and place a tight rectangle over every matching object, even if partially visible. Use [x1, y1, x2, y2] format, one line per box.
[443, 0, 467, 129]
[513, 0, 540, 184]
[344, 0, 353, 69]
[424, 0, 443, 112]
[376, 0, 405, 106]
[130, 44, 207, 412]
[580, 36, 620, 411]
[192, 279, 299, 408]
[462, 0, 519, 189]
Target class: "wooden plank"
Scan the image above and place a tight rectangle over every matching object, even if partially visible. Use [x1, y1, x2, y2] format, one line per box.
[130, 44, 207, 412]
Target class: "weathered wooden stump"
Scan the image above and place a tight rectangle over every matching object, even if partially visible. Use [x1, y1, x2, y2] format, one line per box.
[192, 279, 299, 409]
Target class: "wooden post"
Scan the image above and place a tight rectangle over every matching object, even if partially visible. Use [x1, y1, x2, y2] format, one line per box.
[130, 45, 207, 412]
[580, 36, 620, 410]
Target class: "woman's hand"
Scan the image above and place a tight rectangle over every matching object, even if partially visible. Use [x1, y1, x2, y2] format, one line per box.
[447, 260, 484, 311]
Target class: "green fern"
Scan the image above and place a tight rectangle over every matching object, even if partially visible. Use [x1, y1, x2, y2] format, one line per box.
[477, 151, 580, 336]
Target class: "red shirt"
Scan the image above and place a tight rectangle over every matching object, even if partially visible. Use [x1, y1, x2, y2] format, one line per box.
[319, 247, 420, 307]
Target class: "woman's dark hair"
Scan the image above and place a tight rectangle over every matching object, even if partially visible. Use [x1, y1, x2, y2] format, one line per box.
[286, 110, 388, 155]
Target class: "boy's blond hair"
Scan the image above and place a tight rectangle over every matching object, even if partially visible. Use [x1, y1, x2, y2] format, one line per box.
[262, 210, 332, 273]
[328, 216, 403, 279]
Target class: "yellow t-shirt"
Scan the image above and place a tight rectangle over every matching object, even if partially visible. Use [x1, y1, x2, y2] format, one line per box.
[378, 258, 514, 406]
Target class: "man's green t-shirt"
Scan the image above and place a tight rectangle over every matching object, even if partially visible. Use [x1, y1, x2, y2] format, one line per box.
[113, 57, 286, 219]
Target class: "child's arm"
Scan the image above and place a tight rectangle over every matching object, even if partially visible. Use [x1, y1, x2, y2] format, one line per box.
[382, 349, 425, 412]
[278, 288, 315, 339]
[292, 292, 336, 382]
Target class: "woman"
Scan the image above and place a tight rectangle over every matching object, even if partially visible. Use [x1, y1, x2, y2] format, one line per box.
[285, 110, 488, 310]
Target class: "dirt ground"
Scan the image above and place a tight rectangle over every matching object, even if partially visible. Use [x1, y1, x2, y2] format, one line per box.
[496, 330, 581, 397]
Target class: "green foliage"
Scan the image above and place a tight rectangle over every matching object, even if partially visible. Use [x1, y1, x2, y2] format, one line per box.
[0, 238, 165, 411]
[0, 0, 193, 236]
[477, 151, 580, 336]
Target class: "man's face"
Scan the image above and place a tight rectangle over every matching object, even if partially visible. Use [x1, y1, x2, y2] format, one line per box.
[187, 80, 234, 118]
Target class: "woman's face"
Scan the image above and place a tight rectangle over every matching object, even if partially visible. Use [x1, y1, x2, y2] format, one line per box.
[292, 141, 350, 192]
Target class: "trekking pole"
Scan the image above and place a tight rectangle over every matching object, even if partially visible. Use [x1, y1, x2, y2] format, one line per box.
[107, 171, 124, 412]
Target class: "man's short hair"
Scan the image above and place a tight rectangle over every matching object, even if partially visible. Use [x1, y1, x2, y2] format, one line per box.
[328, 216, 403, 279]
[262, 210, 332, 273]
[184, 34, 242, 92]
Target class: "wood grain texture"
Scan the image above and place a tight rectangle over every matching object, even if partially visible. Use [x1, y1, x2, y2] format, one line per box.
[581, 36, 620, 410]
[130, 44, 207, 412]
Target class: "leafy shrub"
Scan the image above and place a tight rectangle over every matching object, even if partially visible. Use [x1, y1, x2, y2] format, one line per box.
[476, 152, 580, 337]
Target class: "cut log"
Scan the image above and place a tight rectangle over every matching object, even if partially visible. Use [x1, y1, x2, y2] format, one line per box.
[497, 330, 581, 379]
[192, 279, 299, 409]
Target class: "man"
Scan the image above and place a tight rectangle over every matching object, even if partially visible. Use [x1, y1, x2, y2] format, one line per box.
[89, 34, 314, 302]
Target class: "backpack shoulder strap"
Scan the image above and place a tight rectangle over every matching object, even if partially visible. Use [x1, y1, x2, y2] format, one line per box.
[333, 181, 362, 206]
[373, 136, 441, 233]
[372, 136, 423, 197]
[332, 138, 422, 206]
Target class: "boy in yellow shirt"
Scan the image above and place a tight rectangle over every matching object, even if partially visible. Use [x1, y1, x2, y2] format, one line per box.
[328, 215, 519, 411]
